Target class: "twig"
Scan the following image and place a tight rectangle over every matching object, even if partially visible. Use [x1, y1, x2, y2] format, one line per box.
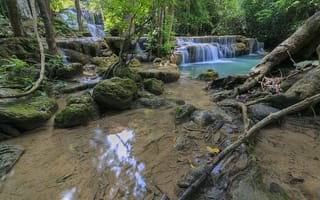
[178, 93, 320, 200]
[287, 50, 296, 65]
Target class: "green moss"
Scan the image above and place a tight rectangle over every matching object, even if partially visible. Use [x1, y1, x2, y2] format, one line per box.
[55, 63, 83, 79]
[143, 78, 164, 95]
[92, 77, 138, 110]
[55, 93, 99, 128]
[197, 69, 219, 81]
[0, 96, 57, 130]
[114, 67, 142, 83]
[129, 58, 141, 67]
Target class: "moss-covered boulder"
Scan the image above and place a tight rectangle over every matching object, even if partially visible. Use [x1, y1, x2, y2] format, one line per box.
[54, 63, 83, 79]
[129, 58, 141, 68]
[0, 96, 58, 131]
[92, 77, 138, 110]
[55, 92, 99, 128]
[92, 55, 119, 75]
[197, 69, 219, 81]
[136, 67, 180, 83]
[114, 67, 142, 83]
[143, 78, 164, 95]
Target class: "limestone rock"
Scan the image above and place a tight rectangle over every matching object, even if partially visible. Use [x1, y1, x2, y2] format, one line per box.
[175, 104, 196, 123]
[93, 77, 138, 110]
[191, 107, 233, 126]
[0, 96, 58, 131]
[55, 92, 99, 128]
[197, 69, 219, 81]
[248, 103, 280, 121]
[143, 78, 164, 95]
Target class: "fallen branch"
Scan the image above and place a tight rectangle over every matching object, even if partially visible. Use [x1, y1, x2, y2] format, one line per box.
[178, 93, 320, 200]
[0, 0, 45, 99]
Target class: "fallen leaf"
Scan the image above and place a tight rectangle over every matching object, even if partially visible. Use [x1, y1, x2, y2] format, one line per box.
[206, 146, 220, 153]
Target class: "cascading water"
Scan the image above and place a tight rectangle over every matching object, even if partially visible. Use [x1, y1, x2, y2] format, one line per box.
[60, 9, 105, 38]
[248, 38, 256, 55]
[257, 42, 265, 54]
[175, 36, 236, 65]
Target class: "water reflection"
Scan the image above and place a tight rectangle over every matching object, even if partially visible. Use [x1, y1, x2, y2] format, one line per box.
[61, 187, 77, 200]
[91, 128, 146, 199]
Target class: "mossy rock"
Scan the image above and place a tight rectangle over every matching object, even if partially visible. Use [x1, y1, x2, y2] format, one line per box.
[197, 69, 219, 81]
[129, 58, 141, 67]
[0, 96, 58, 131]
[54, 92, 99, 128]
[143, 78, 164, 95]
[55, 63, 83, 79]
[0, 37, 39, 62]
[114, 67, 142, 83]
[175, 104, 196, 123]
[92, 77, 138, 110]
[92, 55, 119, 75]
[137, 68, 180, 83]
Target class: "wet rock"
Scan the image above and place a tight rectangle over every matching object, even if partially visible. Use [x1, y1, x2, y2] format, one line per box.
[229, 167, 289, 200]
[62, 49, 92, 64]
[191, 107, 233, 126]
[177, 164, 208, 188]
[197, 69, 219, 81]
[0, 144, 24, 178]
[248, 103, 279, 121]
[93, 77, 138, 110]
[210, 90, 233, 102]
[55, 92, 99, 128]
[135, 67, 180, 83]
[54, 63, 83, 79]
[132, 96, 176, 109]
[175, 104, 196, 123]
[0, 124, 20, 140]
[0, 96, 58, 131]
[114, 67, 142, 83]
[129, 58, 141, 68]
[143, 78, 164, 95]
[174, 135, 191, 150]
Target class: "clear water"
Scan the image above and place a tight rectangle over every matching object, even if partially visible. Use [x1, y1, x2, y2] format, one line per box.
[179, 55, 262, 78]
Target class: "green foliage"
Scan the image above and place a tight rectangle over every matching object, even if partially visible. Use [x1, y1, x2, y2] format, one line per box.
[50, 0, 73, 12]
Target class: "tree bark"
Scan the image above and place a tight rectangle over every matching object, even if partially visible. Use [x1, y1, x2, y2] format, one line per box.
[36, 0, 57, 55]
[6, 0, 25, 37]
[232, 11, 320, 96]
[74, 0, 83, 32]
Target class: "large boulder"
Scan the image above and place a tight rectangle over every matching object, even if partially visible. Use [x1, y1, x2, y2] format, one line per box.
[55, 92, 99, 128]
[136, 67, 180, 83]
[92, 77, 138, 110]
[248, 103, 280, 121]
[0, 96, 58, 131]
[143, 78, 164, 95]
[191, 107, 233, 126]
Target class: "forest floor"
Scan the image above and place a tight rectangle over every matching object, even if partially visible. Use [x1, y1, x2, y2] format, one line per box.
[0, 77, 319, 200]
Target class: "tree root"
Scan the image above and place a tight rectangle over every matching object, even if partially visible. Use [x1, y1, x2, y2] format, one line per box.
[0, 0, 45, 99]
[178, 93, 320, 200]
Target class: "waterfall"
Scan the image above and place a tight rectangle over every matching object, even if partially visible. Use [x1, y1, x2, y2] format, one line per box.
[248, 38, 256, 55]
[257, 42, 265, 54]
[135, 42, 143, 53]
[175, 36, 236, 65]
[17, 0, 32, 19]
[60, 9, 105, 38]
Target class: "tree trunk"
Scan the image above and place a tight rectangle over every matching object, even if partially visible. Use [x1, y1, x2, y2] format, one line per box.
[74, 0, 83, 32]
[233, 11, 320, 96]
[6, 0, 25, 37]
[36, 0, 57, 55]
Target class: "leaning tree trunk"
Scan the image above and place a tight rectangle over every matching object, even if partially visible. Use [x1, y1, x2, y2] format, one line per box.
[74, 0, 83, 32]
[6, 0, 25, 37]
[36, 0, 57, 55]
[233, 11, 320, 96]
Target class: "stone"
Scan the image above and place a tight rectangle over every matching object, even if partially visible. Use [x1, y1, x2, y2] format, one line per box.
[92, 77, 138, 110]
[175, 104, 196, 123]
[0, 124, 20, 139]
[136, 67, 180, 83]
[197, 69, 219, 81]
[0, 144, 24, 177]
[54, 92, 99, 128]
[132, 96, 176, 109]
[129, 58, 141, 68]
[55, 63, 83, 79]
[174, 135, 191, 150]
[191, 107, 233, 126]
[0, 96, 58, 131]
[143, 78, 164, 95]
[113, 67, 142, 83]
[248, 103, 280, 121]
